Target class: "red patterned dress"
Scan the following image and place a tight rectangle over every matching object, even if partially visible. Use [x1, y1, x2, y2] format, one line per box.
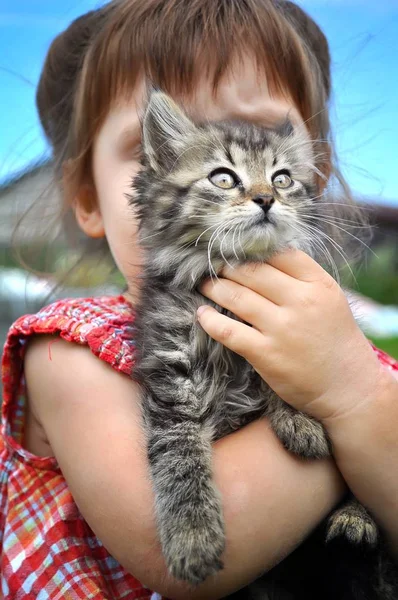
[1, 294, 397, 599]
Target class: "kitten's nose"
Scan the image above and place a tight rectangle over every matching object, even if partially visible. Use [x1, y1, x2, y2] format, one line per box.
[252, 194, 275, 213]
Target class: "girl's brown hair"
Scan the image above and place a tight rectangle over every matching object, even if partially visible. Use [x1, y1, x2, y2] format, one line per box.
[38, 0, 332, 200]
[21, 0, 366, 289]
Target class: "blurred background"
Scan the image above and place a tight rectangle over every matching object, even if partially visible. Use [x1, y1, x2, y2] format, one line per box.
[1, 0, 398, 395]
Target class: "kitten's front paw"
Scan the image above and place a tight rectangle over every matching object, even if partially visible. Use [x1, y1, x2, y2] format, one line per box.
[270, 409, 331, 459]
[326, 502, 378, 547]
[159, 497, 225, 586]
[161, 510, 225, 585]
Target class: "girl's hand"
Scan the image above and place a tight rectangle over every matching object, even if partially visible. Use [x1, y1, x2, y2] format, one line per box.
[197, 249, 385, 425]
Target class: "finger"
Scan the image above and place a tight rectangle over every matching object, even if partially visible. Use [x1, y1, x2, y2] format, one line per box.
[221, 262, 299, 306]
[200, 277, 277, 330]
[267, 249, 328, 282]
[196, 305, 266, 363]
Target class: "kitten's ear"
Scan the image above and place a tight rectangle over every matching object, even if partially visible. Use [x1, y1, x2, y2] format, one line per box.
[276, 118, 295, 138]
[142, 92, 196, 173]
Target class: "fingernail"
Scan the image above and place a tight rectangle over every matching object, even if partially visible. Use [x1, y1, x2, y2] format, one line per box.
[197, 305, 209, 318]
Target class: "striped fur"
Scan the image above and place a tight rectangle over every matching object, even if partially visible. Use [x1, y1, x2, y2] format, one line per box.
[129, 93, 387, 592]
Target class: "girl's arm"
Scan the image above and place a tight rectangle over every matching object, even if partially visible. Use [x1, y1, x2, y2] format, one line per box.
[322, 369, 398, 558]
[25, 335, 345, 600]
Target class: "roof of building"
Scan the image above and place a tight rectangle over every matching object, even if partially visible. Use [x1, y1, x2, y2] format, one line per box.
[0, 158, 53, 193]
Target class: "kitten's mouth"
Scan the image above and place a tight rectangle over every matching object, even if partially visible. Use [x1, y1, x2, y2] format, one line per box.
[242, 213, 274, 232]
[256, 213, 275, 226]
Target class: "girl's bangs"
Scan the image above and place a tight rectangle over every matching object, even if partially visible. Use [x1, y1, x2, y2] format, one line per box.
[80, 0, 319, 136]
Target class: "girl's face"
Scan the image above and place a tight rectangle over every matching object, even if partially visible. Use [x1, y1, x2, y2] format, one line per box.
[74, 55, 303, 304]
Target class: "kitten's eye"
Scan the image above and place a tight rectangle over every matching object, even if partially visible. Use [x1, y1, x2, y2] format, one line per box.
[209, 168, 239, 189]
[272, 170, 293, 189]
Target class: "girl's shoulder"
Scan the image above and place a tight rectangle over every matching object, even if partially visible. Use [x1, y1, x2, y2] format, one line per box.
[3, 294, 137, 378]
[1, 294, 137, 460]
[1, 293, 138, 468]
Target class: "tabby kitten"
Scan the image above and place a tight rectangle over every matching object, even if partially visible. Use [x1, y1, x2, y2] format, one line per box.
[130, 92, 378, 587]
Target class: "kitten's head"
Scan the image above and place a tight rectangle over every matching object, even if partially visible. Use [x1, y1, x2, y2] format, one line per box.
[131, 92, 318, 284]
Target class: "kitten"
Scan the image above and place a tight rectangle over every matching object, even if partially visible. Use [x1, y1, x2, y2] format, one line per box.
[129, 92, 383, 591]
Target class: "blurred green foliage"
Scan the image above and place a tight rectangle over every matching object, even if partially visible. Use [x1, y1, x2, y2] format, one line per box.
[0, 245, 125, 289]
[2, 240, 397, 301]
[368, 337, 398, 360]
[0, 244, 59, 273]
[353, 243, 398, 306]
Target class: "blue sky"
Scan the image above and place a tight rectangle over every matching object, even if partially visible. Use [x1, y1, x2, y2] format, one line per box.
[0, 0, 397, 205]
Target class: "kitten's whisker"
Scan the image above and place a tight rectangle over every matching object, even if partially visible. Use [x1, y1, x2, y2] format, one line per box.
[207, 228, 221, 282]
[301, 107, 329, 129]
[289, 221, 341, 283]
[300, 219, 348, 254]
[238, 223, 247, 259]
[187, 198, 220, 209]
[301, 215, 376, 257]
[304, 200, 372, 225]
[177, 219, 227, 251]
[295, 215, 348, 270]
[297, 191, 326, 204]
[296, 162, 328, 182]
[231, 223, 241, 261]
[209, 228, 228, 282]
[311, 151, 330, 159]
[298, 202, 360, 219]
[207, 220, 234, 282]
[275, 135, 329, 157]
[194, 219, 227, 247]
[220, 220, 240, 268]
[298, 213, 370, 229]
[315, 238, 341, 284]
[299, 221, 356, 284]
[284, 137, 330, 148]
[136, 230, 164, 244]
[276, 137, 321, 155]
[310, 236, 340, 283]
[311, 234, 341, 284]
[315, 202, 373, 211]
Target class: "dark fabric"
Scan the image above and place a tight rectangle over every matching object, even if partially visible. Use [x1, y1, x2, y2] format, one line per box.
[226, 519, 398, 600]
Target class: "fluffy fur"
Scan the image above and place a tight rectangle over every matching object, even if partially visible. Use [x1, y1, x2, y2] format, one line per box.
[129, 92, 395, 595]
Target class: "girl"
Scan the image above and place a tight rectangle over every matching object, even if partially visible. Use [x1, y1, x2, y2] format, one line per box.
[1, 1, 397, 598]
